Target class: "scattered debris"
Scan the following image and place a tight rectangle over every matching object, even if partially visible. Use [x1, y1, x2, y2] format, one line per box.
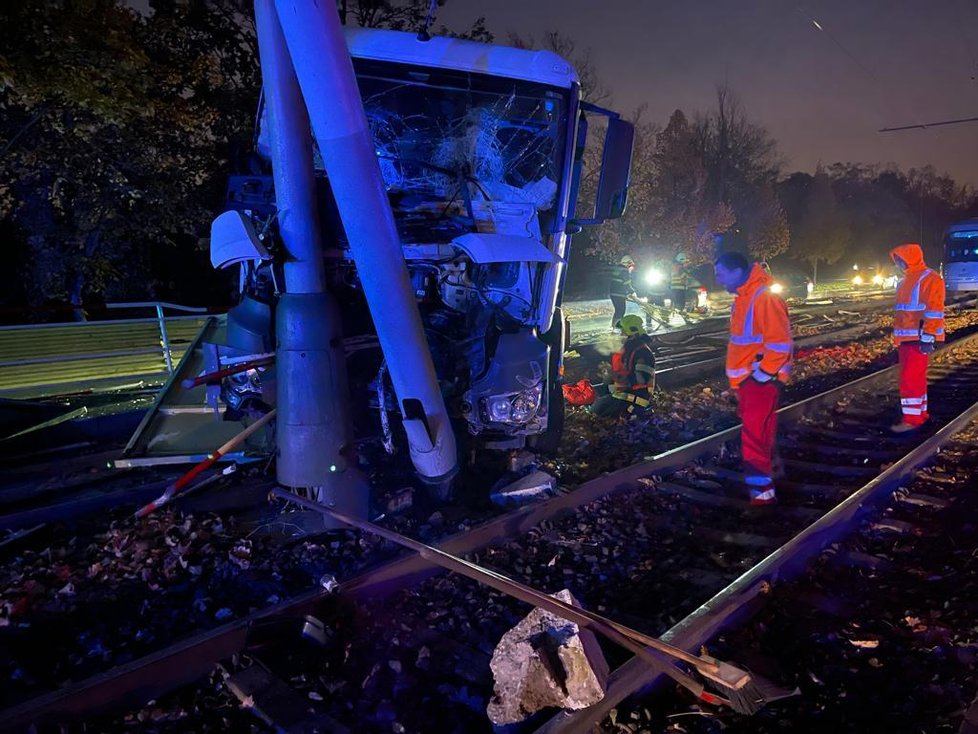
[490, 469, 557, 508]
[487, 589, 609, 724]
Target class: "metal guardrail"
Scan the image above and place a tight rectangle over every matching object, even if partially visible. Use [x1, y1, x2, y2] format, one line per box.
[0, 302, 210, 399]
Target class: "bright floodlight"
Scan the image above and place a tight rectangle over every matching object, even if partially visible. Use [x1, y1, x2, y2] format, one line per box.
[852, 275, 864, 286]
[770, 282, 784, 295]
[872, 274, 884, 285]
[644, 267, 665, 286]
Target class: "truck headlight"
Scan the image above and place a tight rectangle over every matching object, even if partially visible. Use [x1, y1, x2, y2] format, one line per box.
[770, 282, 784, 295]
[484, 384, 544, 424]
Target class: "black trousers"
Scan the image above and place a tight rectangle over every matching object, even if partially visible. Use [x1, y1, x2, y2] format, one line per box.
[610, 295, 627, 328]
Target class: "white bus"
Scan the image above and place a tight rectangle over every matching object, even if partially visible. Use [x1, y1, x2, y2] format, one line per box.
[943, 219, 978, 292]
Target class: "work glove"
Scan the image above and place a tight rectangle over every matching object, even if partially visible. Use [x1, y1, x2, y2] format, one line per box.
[751, 367, 774, 383]
[919, 341, 935, 355]
[638, 296, 649, 304]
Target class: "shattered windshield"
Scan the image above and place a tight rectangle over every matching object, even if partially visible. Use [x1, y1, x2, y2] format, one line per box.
[349, 59, 568, 244]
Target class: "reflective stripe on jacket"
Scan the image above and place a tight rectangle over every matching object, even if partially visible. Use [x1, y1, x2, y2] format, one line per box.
[890, 243, 945, 346]
[611, 334, 655, 393]
[609, 264, 634, 298]
[725, 263, 793, 389]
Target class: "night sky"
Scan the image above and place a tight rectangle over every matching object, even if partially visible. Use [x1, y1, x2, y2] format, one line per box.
[440, 0, 978, 186]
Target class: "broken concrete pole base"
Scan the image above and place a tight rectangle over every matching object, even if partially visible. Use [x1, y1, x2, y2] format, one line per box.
[487, 589, 609, 725]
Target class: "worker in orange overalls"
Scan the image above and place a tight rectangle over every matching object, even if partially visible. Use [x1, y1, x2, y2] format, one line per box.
[714, 251, 793, 505]
[889, 243, 945, 432]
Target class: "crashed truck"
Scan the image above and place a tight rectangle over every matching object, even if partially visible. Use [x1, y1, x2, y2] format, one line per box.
[122, 1, 633, 517]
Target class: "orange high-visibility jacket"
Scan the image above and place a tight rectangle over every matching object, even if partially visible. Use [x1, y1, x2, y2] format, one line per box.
[725, 263, 793, 389]
[890, 243, 945, 346]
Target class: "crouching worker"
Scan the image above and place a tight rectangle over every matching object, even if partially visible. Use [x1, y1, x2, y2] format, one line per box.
[591, 315, 656, 417]
[714, 252, 793, 506]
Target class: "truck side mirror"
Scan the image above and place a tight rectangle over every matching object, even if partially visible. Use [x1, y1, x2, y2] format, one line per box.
[593, 117, 634, 221]
[571, 104, 635, 228]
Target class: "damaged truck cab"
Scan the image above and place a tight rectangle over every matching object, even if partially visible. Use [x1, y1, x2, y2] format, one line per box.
[216, 28, 632, 476]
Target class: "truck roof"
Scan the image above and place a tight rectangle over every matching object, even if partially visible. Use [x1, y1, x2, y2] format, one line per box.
[344, 28, 579, 89]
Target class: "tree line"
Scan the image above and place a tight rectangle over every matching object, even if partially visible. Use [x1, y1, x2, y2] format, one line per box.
[577, 90, 978, 285]
[1, 1, 975, 320]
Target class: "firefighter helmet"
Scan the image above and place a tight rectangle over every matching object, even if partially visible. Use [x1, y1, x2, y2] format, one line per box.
[619, 314, 645, 336]
[620, 254, 636, 267]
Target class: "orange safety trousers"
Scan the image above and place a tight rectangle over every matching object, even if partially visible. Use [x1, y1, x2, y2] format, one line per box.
[898, 343, 929, 425]
[737, 379, 780, 500]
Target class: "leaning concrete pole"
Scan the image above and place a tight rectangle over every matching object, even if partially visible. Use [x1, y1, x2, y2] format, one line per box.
[255, 0, 368, 522]
[273, 0, 459, 488]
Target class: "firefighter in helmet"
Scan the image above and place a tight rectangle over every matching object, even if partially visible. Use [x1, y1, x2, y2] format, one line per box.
[591, 314, 656, 417]
[609, 254, 639, 330]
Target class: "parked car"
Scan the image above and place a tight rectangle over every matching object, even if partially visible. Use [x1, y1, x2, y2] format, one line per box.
[767, 267, 813, 301]
[851, 265, 896, 289]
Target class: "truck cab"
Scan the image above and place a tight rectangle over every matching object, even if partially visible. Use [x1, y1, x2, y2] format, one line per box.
[223, 29, 633, 456]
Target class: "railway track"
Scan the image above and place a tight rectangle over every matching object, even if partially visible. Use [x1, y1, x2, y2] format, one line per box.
[5, 330, 978, 732]
[603, 411, 978, 732]
[569, 293, 978, 387]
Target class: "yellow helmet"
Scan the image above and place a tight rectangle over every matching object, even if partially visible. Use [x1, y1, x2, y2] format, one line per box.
[619, 314, 645, 336]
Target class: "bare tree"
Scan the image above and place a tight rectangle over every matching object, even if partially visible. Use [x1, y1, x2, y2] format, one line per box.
[507, 31, 610, 104]
[691, 84, 782, 209]
[337, 0, 491, 41]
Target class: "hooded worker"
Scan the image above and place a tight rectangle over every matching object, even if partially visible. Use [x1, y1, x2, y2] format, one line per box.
[889, 243, 945, 432]
[714, 251, 793, 506]
[590, 314, 656, 417]
[609, 254, 639, 330]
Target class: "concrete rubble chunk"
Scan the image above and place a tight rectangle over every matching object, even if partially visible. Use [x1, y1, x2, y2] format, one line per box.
[487, 589, 609, 725]
[489, 469, 557, 508]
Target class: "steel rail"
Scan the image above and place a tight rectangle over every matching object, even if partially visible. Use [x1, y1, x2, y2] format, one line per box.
[5, 331, 978, 730]
[537, 408, 978, 732]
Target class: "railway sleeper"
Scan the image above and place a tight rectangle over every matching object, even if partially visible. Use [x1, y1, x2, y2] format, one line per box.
[779, 435, 899, 461]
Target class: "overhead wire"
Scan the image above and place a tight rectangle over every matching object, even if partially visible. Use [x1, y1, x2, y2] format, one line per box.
[788, 1, 958, 167]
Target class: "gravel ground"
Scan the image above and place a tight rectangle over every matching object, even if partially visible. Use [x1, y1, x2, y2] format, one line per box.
[7, 308, 978, 730]
[604, 424, 978, 733]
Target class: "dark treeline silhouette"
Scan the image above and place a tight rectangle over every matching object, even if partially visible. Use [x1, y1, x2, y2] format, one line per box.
[1, 5, 974, 316]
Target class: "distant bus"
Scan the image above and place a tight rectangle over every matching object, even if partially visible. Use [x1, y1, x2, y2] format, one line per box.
[943, 219, 978, 292]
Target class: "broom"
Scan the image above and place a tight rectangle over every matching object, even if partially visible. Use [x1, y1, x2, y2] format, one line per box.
[272, 489, 770, 715]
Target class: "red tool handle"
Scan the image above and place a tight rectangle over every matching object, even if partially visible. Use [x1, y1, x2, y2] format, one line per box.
[134, 409, 277, 519]
[181, 356, 274, 390]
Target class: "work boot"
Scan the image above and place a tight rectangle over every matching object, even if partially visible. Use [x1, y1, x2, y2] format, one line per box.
[890, 420, 923, 434]
[749, 487, 777, 506]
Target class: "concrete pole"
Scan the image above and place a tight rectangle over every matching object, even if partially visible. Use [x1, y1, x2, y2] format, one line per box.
[273, 0, 458, 487]
[255, 0, 368, 522]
